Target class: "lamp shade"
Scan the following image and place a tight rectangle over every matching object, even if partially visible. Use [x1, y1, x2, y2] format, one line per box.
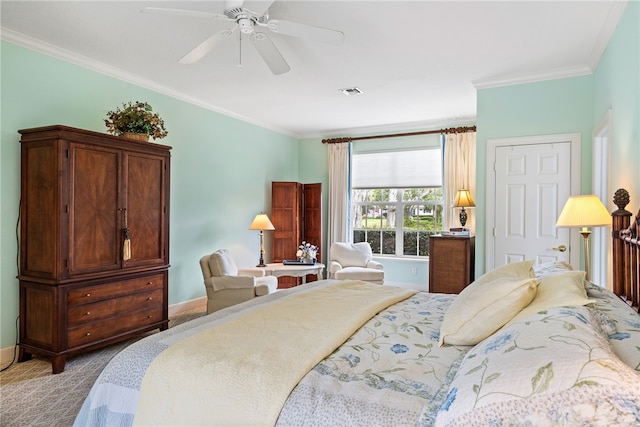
[453, 189, 475, 208]
[249, 213, 275, 230]
[556, 195, 611, 228]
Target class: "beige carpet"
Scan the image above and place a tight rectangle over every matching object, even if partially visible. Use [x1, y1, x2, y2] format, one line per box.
[0, 309, 205, 426]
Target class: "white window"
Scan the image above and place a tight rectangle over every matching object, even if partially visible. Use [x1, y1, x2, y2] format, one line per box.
[351, 148, 443, 257]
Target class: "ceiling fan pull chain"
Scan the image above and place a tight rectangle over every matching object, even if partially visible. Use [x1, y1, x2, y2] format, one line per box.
[238, 32, 243, 68]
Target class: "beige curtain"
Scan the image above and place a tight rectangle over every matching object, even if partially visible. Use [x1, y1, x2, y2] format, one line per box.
[444, 132, 477, 231]
[327, 143, 351, 248]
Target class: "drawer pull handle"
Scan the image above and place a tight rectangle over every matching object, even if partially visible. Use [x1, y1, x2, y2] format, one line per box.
[147, 281, 153, 285]
[85, 332, 91, 336]
[85, 311, 91, 316]
[147, 315, 153, 319]
[147, 297, 153, 301]
[85, 293, 91, 297]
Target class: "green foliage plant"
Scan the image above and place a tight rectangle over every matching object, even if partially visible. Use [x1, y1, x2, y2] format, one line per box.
[104, 101, 168, 140]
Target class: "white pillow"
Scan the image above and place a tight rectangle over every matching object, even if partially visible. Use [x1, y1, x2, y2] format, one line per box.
[209, 249, 238, 276]
[507, 270, 594, 326]
[439, 260, 538, 346]
[331, 242, 372, 267]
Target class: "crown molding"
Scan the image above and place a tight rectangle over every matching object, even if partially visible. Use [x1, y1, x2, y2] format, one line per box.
[0, 28, 297, 138]
[588, 0, 628, 70]
[472, 65, 593, 90]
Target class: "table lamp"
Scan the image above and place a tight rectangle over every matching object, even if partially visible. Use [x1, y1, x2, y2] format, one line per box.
[249, 213, 275, 267]
[556, 195, 611, 281]
[453, 189, 475, 229]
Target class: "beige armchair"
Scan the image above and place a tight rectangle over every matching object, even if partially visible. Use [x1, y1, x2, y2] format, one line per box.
[199, 249, 278, 314]
[329, 242, 385, 285]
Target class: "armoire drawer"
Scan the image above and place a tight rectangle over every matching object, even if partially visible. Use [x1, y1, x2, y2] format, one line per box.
[67, 288, 164, 327]
[67, 274, 164, 305]
[67, 306, 164, 348]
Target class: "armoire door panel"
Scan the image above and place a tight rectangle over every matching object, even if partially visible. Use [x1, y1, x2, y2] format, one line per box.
[124, 152, 166, 268]
[22, 143, 59, 278]
[302, 183, 322, 263]
[271, 182, 302, 263]
[68, 143, 121, 275]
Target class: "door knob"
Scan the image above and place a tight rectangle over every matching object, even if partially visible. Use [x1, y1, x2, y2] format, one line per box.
[552, 245, 567, 252]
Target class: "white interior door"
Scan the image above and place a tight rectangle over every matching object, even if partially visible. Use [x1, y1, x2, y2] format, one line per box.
[487, 134, 581, 271]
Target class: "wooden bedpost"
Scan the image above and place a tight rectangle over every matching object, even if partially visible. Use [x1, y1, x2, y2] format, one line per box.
[626, 208, 640, 310]
[611, 189, 632, 298]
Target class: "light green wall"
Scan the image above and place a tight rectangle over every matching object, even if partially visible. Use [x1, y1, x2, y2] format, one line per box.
[475, 76, 594, 274]
[0, 41, 298, 348]
[593, 0, 639, 199]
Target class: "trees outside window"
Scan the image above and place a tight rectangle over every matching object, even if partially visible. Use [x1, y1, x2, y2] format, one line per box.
[352, 187, 443, 256]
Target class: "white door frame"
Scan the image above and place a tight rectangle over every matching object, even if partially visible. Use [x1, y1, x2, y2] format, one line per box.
[592, 110, 611, 287]
[486, 133, 582, 271]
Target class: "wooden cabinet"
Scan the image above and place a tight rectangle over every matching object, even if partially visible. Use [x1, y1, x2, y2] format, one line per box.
[18, 125, 171, 373]
[271, 182, 322, 288]
[429, 235, 475, 294]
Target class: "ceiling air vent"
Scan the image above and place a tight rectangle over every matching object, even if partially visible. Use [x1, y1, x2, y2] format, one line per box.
[340, 87, 363, 96]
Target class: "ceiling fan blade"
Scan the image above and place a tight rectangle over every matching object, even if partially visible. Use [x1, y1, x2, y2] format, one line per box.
[142, 7, 224, 20]
[241, 0, 275, 16]
[250, 32, 290, 75]
[224, 0, 245, 10]
[267, 20, 344, 45]
[179, 29, 233, 64]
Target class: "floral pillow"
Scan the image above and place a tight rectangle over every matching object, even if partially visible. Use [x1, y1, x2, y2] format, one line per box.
[533, 260, 573, 279]
[435, 305, 640, 426]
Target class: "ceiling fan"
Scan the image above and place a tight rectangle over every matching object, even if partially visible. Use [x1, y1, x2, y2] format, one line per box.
[143, 1, 345, 75]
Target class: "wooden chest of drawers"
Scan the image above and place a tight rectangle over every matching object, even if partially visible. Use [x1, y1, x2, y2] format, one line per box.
[66, 274, 165, 347]
[429, 235, 475, 294]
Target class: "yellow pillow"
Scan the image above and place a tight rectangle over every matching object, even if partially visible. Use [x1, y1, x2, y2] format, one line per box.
[439, 260, 538, 346]
[507, 270, 595, 325]
[473, 259, 536, 285]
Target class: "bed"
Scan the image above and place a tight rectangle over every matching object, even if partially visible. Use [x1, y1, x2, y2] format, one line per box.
[75, 188, 640, 426]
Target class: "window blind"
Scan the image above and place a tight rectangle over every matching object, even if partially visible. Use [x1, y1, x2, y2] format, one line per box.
[352, 148, 442, 189]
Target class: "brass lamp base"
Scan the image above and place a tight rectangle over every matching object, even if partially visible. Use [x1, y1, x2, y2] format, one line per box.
[256, 229, 267, 267]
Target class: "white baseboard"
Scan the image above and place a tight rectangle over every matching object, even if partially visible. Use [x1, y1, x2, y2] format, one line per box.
[0, 297, 208, 366]
[1, 345, 17, 367]
[168, 296, 207, 317]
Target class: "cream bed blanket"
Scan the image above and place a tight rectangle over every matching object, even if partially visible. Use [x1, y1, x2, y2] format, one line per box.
[133, 280, 417, 426]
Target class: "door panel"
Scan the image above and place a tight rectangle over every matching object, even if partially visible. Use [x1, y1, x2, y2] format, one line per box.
[271, 182, 302, 288]
[303, 183, 322, 262]
[124, 152, 167, 268]
[494, 142, 571, 268]
[68, 143, 121, 275]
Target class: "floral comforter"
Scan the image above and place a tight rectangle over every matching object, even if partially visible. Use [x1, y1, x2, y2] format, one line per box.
[74, 279, 640, 427]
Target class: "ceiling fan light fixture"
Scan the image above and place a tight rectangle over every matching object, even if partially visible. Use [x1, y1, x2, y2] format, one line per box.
[238, 17, 254, 34]
[340, 87, 363, 96]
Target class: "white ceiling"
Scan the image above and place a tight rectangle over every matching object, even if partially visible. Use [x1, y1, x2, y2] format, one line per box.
[1, 1, 627, 139]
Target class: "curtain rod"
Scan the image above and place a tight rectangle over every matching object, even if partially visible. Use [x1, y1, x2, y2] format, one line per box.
[321, 126, 476, 144]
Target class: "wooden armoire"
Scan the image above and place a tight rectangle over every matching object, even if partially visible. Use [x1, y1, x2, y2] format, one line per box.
[271, 182, 322, 287]
[18, 125, 171, 373]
